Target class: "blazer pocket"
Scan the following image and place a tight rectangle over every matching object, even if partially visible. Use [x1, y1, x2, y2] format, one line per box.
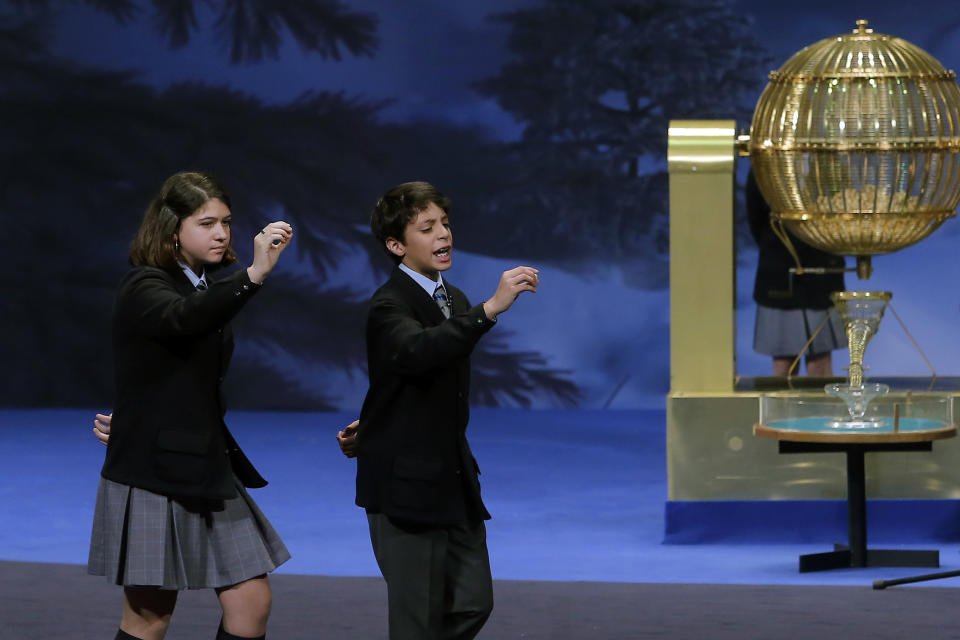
[390, 456, 442, 510]
[154, 429, 210, 486]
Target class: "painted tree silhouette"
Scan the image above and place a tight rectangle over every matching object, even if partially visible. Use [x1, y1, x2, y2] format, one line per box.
[6, 0, 379, 61]
[469, 0, 769, 288]
[0, 1, 580, 409]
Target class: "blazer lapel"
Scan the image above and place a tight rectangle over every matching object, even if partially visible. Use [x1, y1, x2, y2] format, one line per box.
[391, 267, 447, 324]
[171, 268, 197, 296]
[172, 267, 233, 374]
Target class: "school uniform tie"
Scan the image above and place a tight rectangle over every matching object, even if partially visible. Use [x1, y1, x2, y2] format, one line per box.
[433, 284, 451, 319]
[196, 280, 207, 291]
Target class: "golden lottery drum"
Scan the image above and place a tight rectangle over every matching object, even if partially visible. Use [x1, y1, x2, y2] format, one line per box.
[749, 20, 960, 261]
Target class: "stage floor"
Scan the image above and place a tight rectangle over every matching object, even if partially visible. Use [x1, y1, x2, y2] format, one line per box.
[4, 560, 958, 640]
[3, 408, 960, 589]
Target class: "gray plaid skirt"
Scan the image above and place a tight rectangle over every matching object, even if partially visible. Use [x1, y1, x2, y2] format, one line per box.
[87, 476, 290, 590]
[753, 304, 847, 357]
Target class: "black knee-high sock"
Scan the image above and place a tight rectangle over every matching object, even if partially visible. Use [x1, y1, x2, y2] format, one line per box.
[216, 622, 265, 640]
[115, 630, 142, 640]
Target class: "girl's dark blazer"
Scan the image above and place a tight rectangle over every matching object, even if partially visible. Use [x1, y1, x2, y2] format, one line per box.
[100, 265, 266, 500]
[355, 267, 496, 525]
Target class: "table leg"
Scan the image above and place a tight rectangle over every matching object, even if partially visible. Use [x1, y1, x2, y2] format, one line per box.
[785, 440, 941, 573]
[847, 447, 867, 567]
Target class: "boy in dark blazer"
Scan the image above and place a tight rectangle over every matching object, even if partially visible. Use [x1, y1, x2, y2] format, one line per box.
[339, 181, 538, 639]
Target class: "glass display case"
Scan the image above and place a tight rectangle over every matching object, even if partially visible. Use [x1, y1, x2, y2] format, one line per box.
[759, 392, 952, 436]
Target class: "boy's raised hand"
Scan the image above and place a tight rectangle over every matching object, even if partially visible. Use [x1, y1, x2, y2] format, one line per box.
[483, 266, 539, 320]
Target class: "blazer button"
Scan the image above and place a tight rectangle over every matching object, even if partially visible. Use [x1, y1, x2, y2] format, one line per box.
[242, 284, 249, 291]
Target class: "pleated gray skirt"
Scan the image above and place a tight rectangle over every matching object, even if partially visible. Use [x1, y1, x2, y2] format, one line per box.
[88, 476, 290, 590]
[753, 304, 847, 357]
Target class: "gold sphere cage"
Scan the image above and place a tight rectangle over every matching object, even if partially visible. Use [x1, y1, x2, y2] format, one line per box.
[748, 19, 960, 277]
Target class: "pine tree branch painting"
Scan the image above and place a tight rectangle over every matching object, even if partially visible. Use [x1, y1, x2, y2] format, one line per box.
[0, 0, 582, 409]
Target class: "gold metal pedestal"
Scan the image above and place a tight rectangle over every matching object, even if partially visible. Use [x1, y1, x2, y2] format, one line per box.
[668, 392, 960, 501]
[666, 120, 960, 502]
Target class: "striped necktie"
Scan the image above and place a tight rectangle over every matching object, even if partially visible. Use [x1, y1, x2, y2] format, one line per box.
[433, 284, 451, 319]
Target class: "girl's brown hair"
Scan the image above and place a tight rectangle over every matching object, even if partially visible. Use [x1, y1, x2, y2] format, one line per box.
[129, 171, 237, 269]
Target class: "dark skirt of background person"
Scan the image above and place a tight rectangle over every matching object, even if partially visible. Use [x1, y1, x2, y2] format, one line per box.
[88, 476, 289, 589]
[753, 305, 847, 359]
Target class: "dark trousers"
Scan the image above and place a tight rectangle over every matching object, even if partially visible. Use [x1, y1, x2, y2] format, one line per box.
[367, 513, 493, 640]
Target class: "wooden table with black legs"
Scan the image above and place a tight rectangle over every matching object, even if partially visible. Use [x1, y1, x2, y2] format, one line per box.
[754, 423, 956, 573]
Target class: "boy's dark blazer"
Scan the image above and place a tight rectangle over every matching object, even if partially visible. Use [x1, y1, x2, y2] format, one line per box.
[100, 265, 266, 500]
[356, 266, 496, 525]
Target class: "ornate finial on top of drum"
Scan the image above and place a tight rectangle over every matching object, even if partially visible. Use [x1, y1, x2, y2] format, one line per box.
[854, 19, 872, 34]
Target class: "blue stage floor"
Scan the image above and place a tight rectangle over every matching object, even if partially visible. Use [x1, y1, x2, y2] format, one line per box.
[4, 408, 960, 588]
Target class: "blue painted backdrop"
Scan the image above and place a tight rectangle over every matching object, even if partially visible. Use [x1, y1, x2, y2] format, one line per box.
[3, 0, 959, 412]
